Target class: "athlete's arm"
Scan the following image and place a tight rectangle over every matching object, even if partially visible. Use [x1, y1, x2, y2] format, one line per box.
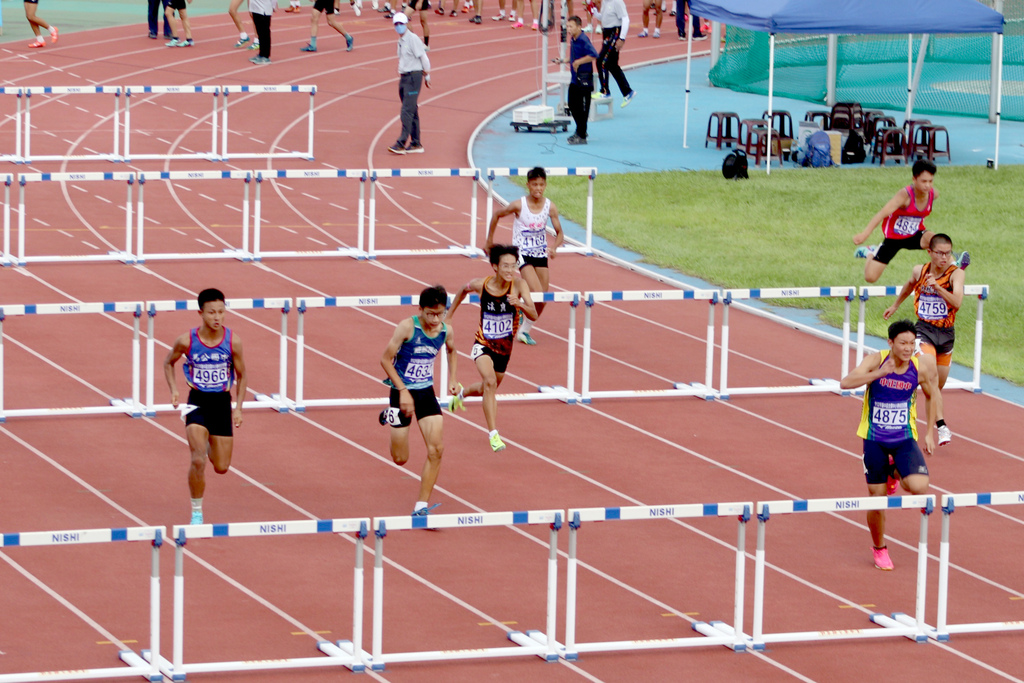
[163, 333, 191, 408]
[839, 351, 893, 390]
[513, 278, 539, 321]
[883, 265, 923, 320]
[547, 201, 564, 260]
[231, 334, 247, 428]
[929, 267, 964, 312]
[381, 318, 416, 416]
[917, 354, 941, 456]
[854, 189, 911, 245]
[485, 200, 521, 255]
[445, 278, 483, 322]
[445, 324, 459, 394]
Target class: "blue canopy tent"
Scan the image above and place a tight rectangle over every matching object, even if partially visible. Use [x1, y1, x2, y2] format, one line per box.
[684, 0, 1006, 170]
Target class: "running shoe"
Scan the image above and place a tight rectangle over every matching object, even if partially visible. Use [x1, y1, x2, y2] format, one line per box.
[593, 91, 612, 100]
[165, 38, 182, 47]
[405, 143, 424, 153]
[286, 4, 300, 11]
[249, 55, 272, 64]
[517, 330, 537, 345]
[532, 19, 539, 29]
[854, 244, 879, 259]
[937, 424, 952, 447]
[637, 28, 648, 38]
[50, 26, 59, 43]
[346, 34, 355, 51]
[873, 546, 894, 571]
[234, 36, 252, 47]
[435, 5, 445, 12]
[508, 13, 517, 21]
[388, 143, 408, 154]
[372, 0, 379, 9]
[355, 0, 364, 13]
[490, 432, 507, 452]
[886, 456, 900, 496]
[177, 39, 194, 47]
[957, 250, 971, 270]
[492, 12, 506, 19]
[621, 90, 636, 108]
[450, 10, 457, 16]
[411, 502, 441, 516]
[29, 39, 46, 48]
[470, 14, 482, 22]
[448, 385, 465, 412]
[301, 43, 317, 51]
[248, 42, 260, 50]
[653, 28, 660, 38]
[512, 19, 524, 28]
[191, 510, 204, 525]
[567, 134, 587, 145]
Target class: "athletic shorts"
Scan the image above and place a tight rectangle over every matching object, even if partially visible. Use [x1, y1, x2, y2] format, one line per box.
[24, 0, 40, 5]
[863, 438, 928, 485]
[471, 342, 511, 374]
[407, 0, 431, 10]
[168, 0, 187, 10]
[313, 0, 337, 12]
[873, 232, 925, 265]
[383, 386, 441, 428]
[519, 254, 549, 270]
[916, 321, 954, 365]
[185, 388, 234, 437]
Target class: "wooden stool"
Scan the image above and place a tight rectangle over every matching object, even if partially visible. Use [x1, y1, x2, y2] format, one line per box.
[805, 110, 831, 129]
[830, 102, 863, 131]
[862, 111, 887, 142]
[743, 122, 783, 166]
[706, 111, 740, 148]
[873, 128, 906, 165]
[916, 125, 951, 163]
[762, 110, 794, 158]
[903, 119, 931, 157]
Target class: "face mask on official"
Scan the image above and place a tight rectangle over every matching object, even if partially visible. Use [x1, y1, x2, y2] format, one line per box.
[395, 23, 407, 35]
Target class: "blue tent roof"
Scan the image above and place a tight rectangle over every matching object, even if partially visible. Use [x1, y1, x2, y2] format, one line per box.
[688, 0, 1004, 35]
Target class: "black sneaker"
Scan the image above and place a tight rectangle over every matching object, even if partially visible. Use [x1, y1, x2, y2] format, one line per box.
[567, 134, 587, 145]
[470, 15, 482, 22]
[388, 143, 407, 154]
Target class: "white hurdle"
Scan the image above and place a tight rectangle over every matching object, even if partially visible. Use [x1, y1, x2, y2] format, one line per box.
[0, 525, 165, 683]
[158, 518, 370, 680]
[368, 510, 563, 670]
[15, 172, 135, 265]
[0, 88, 23, 162]
[580, 289, 719, 402]
[856, 284, 989, 393]
[719, 286, 857, 399]
[135, 170, 253, 263]
[486, 167, 596, 255]
[22, 86, 122, 162]
[123, 86, 220, 161]
[252, 169, 367, 260]
[367, 168, 480, 257]
[1, 173, 12, 265]
[292, 291, 578, 411]
[751, 495, 936, 649]
[0, 301, 145, 421]
[220, 85, 315, 160]
[563, 502, 751, 659]
[143, 297, 291, 416]
[931, 491, 1024, 641]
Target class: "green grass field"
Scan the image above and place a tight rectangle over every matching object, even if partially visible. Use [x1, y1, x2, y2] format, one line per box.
[533, 165, 1021, 386]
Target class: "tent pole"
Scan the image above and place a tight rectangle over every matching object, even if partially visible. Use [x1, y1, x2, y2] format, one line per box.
[990, 0, 1003, 123]
[994, 32, 1003, 170]
[766, 33, 774, 175]
[907, 34, 913, 114]
[826, 34, 837, 107]
[906, 34, 928, 121]
[683, 29, 693, 148]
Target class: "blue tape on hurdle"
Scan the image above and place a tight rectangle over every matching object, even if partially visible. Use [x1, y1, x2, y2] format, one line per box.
[3, 533, 20, 546]
[977, 492, 992, 505]
[792, 500, 808, 512]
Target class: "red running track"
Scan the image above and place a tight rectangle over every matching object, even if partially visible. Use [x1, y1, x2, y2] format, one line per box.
[1, 11, 1023, 683]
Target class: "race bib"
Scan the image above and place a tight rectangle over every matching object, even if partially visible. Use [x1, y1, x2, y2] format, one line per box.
[482, 313, 513, 339]
[519, 231, 547, 250]
[871, 401, 909, 429]
[404, 357, 434, 382]
[917, 295, 948, 321]
[193, 364, 230, 387]
[892, 215, 922, 237]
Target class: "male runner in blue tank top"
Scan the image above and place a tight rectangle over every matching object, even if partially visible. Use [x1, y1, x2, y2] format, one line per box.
[164, 288, 248, 525]
[840, 319, 941, 571]
[380, 285, 460, 515]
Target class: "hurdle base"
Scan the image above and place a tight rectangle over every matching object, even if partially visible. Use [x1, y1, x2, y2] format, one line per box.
[110, 398, 145, 418]
[692, 620, 746, 651]
[254, 393, 291, 413]
[673, 381, 717, 401]
[539, 385, 577, 404]
[869, 612, 928, 642]
[809, 378, 859, 397]
[317, 639, 367, 672]
[118, 649, 163, 682]
[507, 630, 561, 662]
[142, 650, 184, 682]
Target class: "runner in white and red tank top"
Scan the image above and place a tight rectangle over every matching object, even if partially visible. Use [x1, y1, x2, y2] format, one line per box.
[852, 159, 969, 283]
[484, 166, 564, 345]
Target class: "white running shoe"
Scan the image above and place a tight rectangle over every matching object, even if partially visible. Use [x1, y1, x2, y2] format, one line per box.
[937, 425, 952, 447]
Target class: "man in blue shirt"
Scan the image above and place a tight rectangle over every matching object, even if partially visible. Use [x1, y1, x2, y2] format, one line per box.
[562, 15, 598, 144]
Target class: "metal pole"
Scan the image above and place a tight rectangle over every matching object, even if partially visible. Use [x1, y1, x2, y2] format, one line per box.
[296, 302, 306, 410]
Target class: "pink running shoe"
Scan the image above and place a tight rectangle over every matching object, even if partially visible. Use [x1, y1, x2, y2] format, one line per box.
[29, 39, 46, 48]
[873, 546, 894, 571]
[50, 26, 59, 43]
[512, 19, 524, 28]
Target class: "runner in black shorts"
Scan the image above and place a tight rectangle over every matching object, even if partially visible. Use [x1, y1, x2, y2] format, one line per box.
[164, 0, 194, 46]
[185, 388, 234, 437]
[24, 0, 59, 49]
[301, 0, 355, 52]
[402, 0, 431, 49]
[381, 386, 442, 427]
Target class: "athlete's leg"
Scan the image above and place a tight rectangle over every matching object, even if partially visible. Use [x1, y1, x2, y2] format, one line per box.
[415, 415, 444, 503]
[180, 7, 193, 40]
[229, 0, 247, 32]
[389, 425, 412, 466]
[186, 424, 212, 498]
[519, 264, 548, 318]
[937, 363, 950, 390]
[310, 8, 322, 39]
[419, 9, 430, 40]
[326, 11, 348, 35]
[863, 256, 886, 283]
[166, 4, 179, 39]
[208, 435, 234, 475]
[866, 482, 887, 548]
[473, 354, 500, 431]
[900, 473, 929, 495]
[919, 229, 934, 251]
[24, 3, 50, 33]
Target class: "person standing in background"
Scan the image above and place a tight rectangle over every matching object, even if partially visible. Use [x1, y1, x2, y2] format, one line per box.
[249, 0, 274, 64]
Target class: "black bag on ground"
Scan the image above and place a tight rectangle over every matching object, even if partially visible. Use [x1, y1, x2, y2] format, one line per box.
[722, 149, 749, 179]
[842, 130, 866, 164]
